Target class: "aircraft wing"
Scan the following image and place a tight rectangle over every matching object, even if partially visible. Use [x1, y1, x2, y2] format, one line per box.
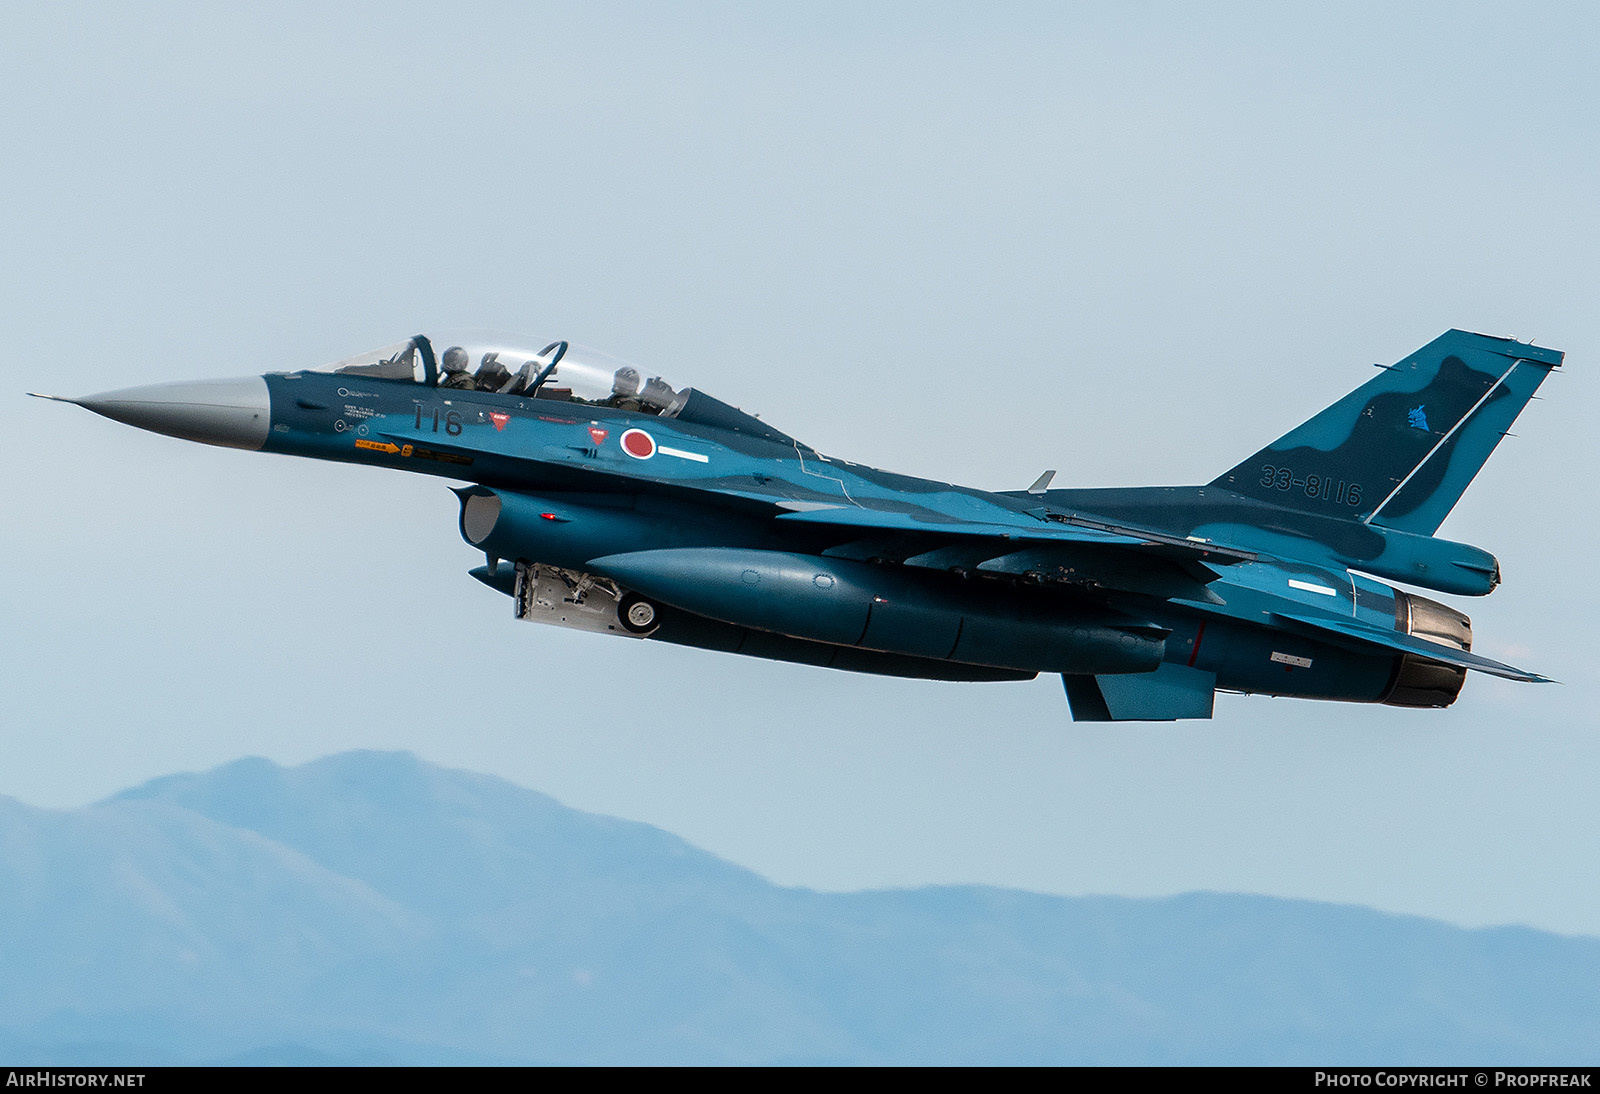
[378, 428, 1253, 604]
[1269, 609, 1551, 682]
[773, 505, 1257, 562]
[775, 505, 1252, 604]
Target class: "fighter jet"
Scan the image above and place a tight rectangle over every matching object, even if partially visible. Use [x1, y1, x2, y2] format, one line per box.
[35, 328, 1560, 720]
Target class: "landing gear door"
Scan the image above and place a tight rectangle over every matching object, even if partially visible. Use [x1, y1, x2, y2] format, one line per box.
[514, 562, 648, 636]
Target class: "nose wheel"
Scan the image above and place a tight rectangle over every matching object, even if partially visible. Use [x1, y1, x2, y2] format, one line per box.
[618, 594, 659, 634]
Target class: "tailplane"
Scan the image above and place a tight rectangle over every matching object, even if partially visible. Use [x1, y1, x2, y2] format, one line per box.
[1210, 330, 1562, 535]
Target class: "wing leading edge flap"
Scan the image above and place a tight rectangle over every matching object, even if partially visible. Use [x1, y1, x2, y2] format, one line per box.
[1270, 610, 1551, 683]
[775, 505, 1143, 546]
[1062, 663, 1217, 722]
[774, 505, 1256, 562]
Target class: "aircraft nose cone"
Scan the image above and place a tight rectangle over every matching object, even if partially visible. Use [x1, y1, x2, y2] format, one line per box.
[70, 376, 271, 450]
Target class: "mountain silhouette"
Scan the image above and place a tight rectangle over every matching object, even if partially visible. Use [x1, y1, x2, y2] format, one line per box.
[0, 751, 1594, 1064]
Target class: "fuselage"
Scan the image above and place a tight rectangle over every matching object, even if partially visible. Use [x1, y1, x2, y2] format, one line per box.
[53, 326, 1553, 720]
[247, 367, 1434, 707]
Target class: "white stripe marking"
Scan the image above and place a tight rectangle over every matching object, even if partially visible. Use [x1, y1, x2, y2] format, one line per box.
[658, 445, 709, 463]
[1271, 651, 1314, 668]
[1289, 579, 1338, 596]
[1364, 357, 1522, 524]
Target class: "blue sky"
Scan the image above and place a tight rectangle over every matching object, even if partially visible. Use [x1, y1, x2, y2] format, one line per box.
[4, 2, 1599, 934]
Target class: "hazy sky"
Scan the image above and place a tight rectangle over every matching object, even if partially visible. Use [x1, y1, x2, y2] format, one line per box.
[5, 2, 1600, 935]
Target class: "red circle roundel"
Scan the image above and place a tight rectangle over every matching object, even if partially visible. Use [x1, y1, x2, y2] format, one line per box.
[620, 428, 656, 459]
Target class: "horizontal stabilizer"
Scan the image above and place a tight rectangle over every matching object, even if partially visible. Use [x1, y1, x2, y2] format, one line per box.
[1270, 609, 1550, 683]
[1062, 662, 1217, 721]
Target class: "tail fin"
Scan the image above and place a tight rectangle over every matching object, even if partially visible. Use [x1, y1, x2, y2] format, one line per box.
[1210, 330, 1562, 535]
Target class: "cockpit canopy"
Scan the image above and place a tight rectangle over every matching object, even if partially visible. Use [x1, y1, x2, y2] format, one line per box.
[314, 330, 795, 443]
[321, 332, 687, 416]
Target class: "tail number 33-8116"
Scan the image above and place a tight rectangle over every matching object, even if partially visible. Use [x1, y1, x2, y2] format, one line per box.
[1259, 464, 1362, 506]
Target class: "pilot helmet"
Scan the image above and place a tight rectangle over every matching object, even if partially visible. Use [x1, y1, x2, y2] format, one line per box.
[442, 346, 469, 372]
[611, 366, 642, 397]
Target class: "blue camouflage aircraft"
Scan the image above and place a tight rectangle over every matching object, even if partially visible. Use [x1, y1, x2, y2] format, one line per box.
[36, 328, 1560, 720]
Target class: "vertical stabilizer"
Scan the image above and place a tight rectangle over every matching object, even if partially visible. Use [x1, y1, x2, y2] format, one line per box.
[1210, 330, 1562, 535]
